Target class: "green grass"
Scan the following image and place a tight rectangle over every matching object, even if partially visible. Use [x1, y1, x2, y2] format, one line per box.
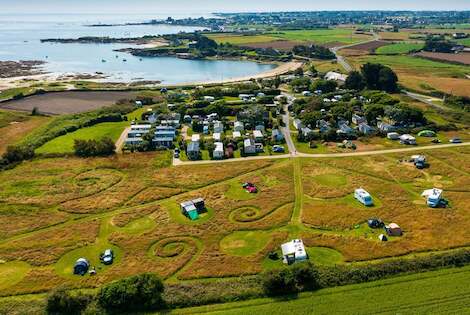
[271, 29, 368, 45]
[307, 247, 343, 266]
[457, 38, 470, 47]
[220, 231, 272, 256]
[206, 34, 279, 45]
[171, 265, 470, 314]
[376, 42, 424, 55]
[36, 121, 128, 154]
[224, 181, 258, 201]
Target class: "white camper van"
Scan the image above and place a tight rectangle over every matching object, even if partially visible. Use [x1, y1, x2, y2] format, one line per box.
[354, 188, 373, 206]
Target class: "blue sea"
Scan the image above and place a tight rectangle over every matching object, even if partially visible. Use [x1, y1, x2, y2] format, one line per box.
[0, 14, 275, 83]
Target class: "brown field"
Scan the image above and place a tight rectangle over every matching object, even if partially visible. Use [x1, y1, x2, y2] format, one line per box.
[345, 40, 391, 52]
[0, 146, 469, 295]
[0, 91, 137, 115]
[415, 51, 470, 66]
[0, 115, 50, 154]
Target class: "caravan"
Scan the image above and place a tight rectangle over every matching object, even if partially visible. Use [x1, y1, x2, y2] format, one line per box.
[354, 188, 373, 206]
[421, 188, 443, 208]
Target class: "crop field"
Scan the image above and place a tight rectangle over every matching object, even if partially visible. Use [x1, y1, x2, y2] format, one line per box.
[348, 55, 470, 96]
[206, 34, 279, 45]
[415, 51, 470, 66]
[0, 146, 469, 296]
[173, 266, 470, 315]
[0, 110, 50, 154]
[375, 42, 425, 55]
[35, 121, 128, 154]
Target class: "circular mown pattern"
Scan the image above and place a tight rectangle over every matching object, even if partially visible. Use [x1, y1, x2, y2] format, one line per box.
[312, 174, 348, 187]
[74, 169, 123, 191]
[150, 236, 200, 260]
[0, 261, 31, 290]
[220, 231, 272, 256]
[230, 206, 262, 222]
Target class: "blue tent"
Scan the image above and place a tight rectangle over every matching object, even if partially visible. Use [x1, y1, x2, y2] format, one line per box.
[74, 258, 90, 275]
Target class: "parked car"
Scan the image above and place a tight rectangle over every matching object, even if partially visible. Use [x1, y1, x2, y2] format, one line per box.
[272, 145, 285, 153]
[242, 182, 258, 193]
[174, 152, 180, 159]
[100, 249, 114, 265]
[431, 138, 441, 144]
[449, 138, 462, 144]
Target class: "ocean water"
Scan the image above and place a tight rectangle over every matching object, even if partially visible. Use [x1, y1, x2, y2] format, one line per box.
[0, 14, 275, 83]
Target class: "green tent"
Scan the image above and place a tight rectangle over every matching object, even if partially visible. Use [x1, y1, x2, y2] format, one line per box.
[188, 209, 199, 220]
[418, 130, 436, 137]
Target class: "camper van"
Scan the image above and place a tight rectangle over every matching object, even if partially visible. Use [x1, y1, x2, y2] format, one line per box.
[354, 188, 373, 206]
[422, 188, 443, 208]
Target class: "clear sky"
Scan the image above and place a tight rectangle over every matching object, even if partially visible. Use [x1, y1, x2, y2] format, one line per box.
[2, 0, 470, 14]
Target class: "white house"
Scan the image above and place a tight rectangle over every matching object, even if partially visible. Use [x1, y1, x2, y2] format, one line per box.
[213, 142, 224, 159]
[302, 91, 313, 97]
[281, 239, 308, 265]
[234, 121, 244, 132]
[213, 132, 221, 141]
[244, 138, 256, 154]
[191, 134, 200, 142]
[325, 71, 348, 82]
[293, 118, 304, 130]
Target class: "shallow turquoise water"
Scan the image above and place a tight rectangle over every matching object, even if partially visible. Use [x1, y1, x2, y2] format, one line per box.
[0, 14, 276, 83]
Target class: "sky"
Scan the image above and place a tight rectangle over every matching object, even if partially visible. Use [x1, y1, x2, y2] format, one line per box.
[1, 0, 470, 14]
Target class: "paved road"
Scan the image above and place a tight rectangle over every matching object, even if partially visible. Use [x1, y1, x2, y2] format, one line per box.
[403, 91, 447, 111]
[173, 142, 470, 166]
[280, 93, 298, 156]
[331, 32, 380, 73]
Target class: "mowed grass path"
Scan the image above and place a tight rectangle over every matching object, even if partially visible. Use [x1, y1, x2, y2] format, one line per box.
[36, 121, 128, 154]
[172, 266, 470, 314]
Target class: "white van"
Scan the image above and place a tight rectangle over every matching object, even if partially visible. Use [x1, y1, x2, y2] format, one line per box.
[354, 188, 373, 206]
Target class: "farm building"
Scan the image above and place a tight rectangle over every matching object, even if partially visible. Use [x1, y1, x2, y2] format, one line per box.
[234, 121, 245, 132]
[354, 188, 373, 206]
[73, 258, 90, 275]
[187, 141, 200, 161]
[180, 198, 206, 220]
[253, 130, 264, 142]
[281, 239, 308, 265]
[244, 138, 256, 154]
[213, 142, 224, 159]
[385, 223, 402, 236]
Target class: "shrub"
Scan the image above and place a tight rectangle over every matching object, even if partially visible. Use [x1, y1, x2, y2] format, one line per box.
[46, 288, 93, 315]
[97, 273, 165, 313]
[2, 145, 35, 164]
[74, 137, 116, 157]
[262, 268, 298, 296]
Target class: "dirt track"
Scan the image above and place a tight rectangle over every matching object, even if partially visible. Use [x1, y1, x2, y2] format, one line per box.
[0, 91, 137, 115]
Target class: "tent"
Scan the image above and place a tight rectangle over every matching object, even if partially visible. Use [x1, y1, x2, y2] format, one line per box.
[385, 223, 402, 236]
[187, 209, 199, 220]
[378, 234, 388, 242]
[368, 218, 384, 229]
[74, 258, 90, 275]
[418, 130, 436, 137]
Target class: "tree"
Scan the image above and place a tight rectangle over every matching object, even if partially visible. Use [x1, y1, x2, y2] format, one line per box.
[2, 145, 35, 164]
[361, 63, 398, 92]
[73, 137, 116, 157]
[47, 288, 93, 315]
[97, 273, 165, 313]
[364, 104, 385, 124]
[344, 71, 366, 91]
[312, 79, 337, 94]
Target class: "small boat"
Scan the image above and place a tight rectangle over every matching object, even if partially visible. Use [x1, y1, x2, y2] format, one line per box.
[115, 55, 119, 58]
[139, 58, 142, 61]
[122, 59, 127, 62]
[101, 59, 106, 63]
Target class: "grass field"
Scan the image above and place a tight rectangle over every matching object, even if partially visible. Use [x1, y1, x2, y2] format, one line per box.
[349, 54, 470, 96]
[35, 121, 128, 154]
[206, 34, 279, 45]
[171, 265, 470, 314]
[0, 145, 469, 296]
[375, 42, 424, 55]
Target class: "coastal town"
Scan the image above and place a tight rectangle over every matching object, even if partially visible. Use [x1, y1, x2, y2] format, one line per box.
[0, 5, 469, 315]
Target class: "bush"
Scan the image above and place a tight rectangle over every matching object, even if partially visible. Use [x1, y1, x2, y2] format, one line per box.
[262, 268, 298, 296]
[2, 145, 35, 164]
[97, 273, 165, 313]
[74, 137, 116, 157]
[46, 288, 93, 315]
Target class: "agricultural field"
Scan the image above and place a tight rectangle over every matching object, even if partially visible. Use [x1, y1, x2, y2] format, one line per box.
[35, 121, 128, 154]
[348, 54, 470, 97]
[172, 265, 470, 315]
[0, 144, 469, 296]
[206, 34, 280, 45]
[375, 42, 425, 55]
[415, 51, 470, 66]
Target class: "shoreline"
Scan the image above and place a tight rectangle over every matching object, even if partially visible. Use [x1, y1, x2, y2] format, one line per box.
[0, 60, 303, 92]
